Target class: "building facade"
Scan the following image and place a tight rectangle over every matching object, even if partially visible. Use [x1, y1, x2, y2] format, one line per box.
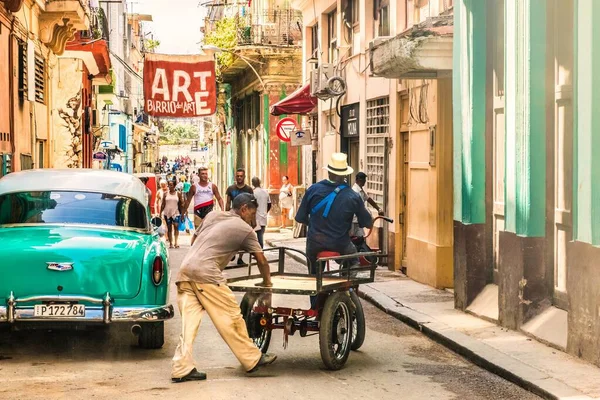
[51, 6, 111, 169]
[203, 0, 304, 225]
[454, 0, 600, 367]
[0, 0, 90, 175]
[293, 0, 454, 287]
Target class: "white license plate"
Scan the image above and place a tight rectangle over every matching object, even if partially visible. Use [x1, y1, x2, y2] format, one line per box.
[34, 304, 85, 317]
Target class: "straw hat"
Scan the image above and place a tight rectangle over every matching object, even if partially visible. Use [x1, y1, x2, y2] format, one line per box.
[323, 153, 354, 176]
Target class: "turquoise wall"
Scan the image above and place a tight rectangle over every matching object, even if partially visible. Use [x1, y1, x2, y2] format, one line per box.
[504, 0, 547, 237]
[575, 0, 600, 245]
[453, 0, 487, 224]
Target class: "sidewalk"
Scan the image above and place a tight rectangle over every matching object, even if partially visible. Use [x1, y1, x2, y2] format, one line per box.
[265, 232, 600, 400]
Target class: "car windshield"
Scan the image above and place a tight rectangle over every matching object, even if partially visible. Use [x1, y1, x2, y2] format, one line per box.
[0, 191, 148, 229]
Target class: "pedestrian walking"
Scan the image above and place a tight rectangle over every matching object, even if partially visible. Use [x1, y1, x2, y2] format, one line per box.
[252, 177, 271, 248]
[184, 167, 225, 229]
[279, 175, 293, 229]
[155, 179, 168, 218]
[225, 168, 254, 265]
[225, 169, 254, 210]
[171, 193, 277, 382]
[351, 172, 384, 237]
[160, 179, 184, 249]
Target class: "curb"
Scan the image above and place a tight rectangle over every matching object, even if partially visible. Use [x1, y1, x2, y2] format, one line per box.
[358, 287, 591, 400]
[265, 238, 590, 400]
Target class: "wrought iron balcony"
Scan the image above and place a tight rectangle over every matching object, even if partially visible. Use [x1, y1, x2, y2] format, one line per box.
[237, 9, 302, 47]
[81, 7, 109, 42]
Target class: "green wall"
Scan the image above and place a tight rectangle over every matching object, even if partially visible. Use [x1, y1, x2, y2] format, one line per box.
[575, 0, 600, 245]
[504, 0, 547, 237]
[453, 0, 487, 224]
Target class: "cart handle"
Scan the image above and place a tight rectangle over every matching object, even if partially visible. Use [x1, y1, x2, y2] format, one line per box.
[364, 215, 394, 239]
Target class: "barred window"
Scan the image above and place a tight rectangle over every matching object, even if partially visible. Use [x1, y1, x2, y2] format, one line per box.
[365, 97, 389, 207]
[34, 52, 46, 104]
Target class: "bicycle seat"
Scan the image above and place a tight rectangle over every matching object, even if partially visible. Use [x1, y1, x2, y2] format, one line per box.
[317, 251, 341, 259]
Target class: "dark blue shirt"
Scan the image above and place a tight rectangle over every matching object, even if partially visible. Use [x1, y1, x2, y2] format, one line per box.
[295, 179, 373, 248]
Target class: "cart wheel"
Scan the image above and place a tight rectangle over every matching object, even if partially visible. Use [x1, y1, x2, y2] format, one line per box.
[240, 292, 272, 353]
[319, 291, 353, 370]
[350, 291, 366, 351]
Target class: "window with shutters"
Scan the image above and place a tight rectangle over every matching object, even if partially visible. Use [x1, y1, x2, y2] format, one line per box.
[20, 154, 33, 170]
[17, 39, 27, 102]
[365, 97, 389, 207]
[378, 2, 390, 37]
[34, 53, 46, 104]
[327, 10, 337, 64]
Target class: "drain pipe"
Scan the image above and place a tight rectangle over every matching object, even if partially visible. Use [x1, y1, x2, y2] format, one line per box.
[8, 17, 16, 165]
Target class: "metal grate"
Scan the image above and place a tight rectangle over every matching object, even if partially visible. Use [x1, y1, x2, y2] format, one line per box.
[365, 97, 389, 206]
[34, 53, 45, 104]
[237, 9, 303, 47]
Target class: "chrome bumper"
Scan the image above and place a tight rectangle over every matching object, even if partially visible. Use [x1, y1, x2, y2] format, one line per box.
[0, 292, 174, 323]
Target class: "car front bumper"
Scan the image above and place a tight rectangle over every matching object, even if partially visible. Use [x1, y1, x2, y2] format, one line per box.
[0, 292, 174, 323]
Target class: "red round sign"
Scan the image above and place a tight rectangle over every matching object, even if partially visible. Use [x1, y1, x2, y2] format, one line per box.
[275, 117, 297, 142]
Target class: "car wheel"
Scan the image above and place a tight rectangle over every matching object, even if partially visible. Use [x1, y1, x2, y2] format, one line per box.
[138, 322, 164, 349]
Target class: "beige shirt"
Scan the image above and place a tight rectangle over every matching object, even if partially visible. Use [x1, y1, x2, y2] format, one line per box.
[177, 211, 263, 284]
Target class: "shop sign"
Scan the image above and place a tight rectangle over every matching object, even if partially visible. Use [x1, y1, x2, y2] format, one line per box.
[93, 151, 107, 160]
[144, 53, 216, 117]
[341, 103, 360, 138]
[290, 129, 312, 146]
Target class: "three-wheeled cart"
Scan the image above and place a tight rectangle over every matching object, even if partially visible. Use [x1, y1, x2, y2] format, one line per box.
[227, 247, 383, 370]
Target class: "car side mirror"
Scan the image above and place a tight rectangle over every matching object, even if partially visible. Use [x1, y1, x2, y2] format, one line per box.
[151, 216, 163, 228]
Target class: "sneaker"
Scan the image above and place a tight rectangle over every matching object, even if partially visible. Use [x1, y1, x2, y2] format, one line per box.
[247, 353, 277, 373]
[171, 368, 207, 383]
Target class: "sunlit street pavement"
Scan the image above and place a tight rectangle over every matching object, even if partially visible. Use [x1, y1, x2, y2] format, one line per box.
[0, 233, 539, 400]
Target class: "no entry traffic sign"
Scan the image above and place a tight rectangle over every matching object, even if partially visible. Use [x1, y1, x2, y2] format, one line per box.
[276, 117, 297, 142]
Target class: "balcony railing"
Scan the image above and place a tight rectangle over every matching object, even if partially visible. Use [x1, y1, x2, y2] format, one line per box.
[80, 7, 109, 42]
[237, 9, 302, 47]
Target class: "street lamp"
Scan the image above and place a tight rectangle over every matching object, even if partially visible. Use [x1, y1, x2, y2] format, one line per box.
[201, 44, 265, 91]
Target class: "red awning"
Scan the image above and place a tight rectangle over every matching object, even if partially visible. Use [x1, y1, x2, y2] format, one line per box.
[270, 84, 318, 116]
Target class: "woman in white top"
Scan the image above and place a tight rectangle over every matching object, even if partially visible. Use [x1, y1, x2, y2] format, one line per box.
[279, 175, 293, 228]
[161, 179, 184, 248]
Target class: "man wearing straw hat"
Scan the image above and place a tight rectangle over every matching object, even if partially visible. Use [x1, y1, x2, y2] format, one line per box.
[295, 153, 373, 280]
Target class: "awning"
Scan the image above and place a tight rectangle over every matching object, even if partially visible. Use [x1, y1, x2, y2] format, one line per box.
[270, 84, 318, 116]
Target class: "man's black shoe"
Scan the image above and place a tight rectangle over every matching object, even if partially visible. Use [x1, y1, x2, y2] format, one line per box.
[171, 368, 207, 383]
[237, 257, 247, 266]
[247, 353, 277, 373]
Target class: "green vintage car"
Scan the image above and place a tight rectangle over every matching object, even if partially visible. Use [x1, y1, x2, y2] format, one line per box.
[0, 169, 173, 348]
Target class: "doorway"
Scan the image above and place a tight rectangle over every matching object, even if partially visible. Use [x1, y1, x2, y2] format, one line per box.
[348, 138, 359, 184]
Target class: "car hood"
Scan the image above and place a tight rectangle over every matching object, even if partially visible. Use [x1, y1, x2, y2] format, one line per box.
[0, 225, 155, 301]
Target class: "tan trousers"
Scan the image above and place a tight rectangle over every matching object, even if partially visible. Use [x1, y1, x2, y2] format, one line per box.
[171, 281, 262, 378]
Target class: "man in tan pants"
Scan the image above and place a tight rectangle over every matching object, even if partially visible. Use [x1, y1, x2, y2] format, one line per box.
[172, 193, 276, 383]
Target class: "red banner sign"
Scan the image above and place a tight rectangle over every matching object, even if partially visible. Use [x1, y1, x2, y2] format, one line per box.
[143, 53, 216, 117]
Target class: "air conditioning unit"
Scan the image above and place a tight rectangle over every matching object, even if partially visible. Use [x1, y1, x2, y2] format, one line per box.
[310, 64, 347, 100]
[310, 63, 334, 97]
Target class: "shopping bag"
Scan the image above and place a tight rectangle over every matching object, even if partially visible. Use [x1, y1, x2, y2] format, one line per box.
[178, 215, 186, 232]
[186, 215, 194, 231]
